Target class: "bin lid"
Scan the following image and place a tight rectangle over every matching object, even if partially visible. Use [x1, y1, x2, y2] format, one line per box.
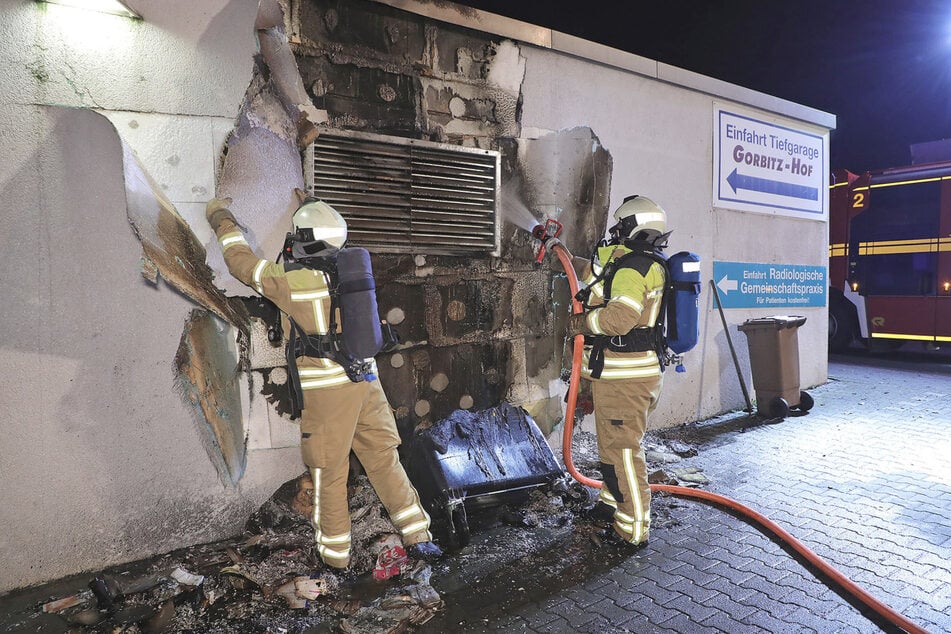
[737, 315, 807, 331]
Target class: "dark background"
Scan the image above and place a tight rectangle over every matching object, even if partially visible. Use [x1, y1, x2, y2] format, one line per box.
[451, 0, 951, 173]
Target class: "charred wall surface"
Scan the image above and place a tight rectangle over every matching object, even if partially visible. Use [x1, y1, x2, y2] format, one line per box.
[279, 0, 611, 438]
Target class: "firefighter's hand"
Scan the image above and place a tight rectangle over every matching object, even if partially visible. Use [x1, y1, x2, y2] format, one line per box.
[566, 313, 588, 337]
[205, 197, 236, 230]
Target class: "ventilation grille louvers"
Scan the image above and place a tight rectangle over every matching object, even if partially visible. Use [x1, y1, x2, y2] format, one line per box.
[306, 130, 500, 255]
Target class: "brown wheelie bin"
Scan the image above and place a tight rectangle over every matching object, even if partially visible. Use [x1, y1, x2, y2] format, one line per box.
[738, 315, 814, 419]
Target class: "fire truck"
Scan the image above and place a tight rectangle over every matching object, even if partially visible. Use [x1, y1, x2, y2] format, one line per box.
[828, 162, 951, 351]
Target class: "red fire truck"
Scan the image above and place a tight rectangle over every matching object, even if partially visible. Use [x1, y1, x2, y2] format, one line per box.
[828, 162, 951, 351]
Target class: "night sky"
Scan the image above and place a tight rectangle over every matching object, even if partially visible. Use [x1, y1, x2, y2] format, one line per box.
[451, 0, 951, 173]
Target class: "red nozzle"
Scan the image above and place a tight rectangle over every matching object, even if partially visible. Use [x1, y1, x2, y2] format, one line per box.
[532, 219, 564, 263]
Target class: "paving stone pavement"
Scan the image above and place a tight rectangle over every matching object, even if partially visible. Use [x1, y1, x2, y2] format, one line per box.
[420, 354, 951, 633]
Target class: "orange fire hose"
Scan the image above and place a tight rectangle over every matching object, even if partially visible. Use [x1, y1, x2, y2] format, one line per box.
[549, 240, 928, 634]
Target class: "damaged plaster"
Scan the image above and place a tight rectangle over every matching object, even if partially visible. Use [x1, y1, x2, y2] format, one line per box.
[174, 310, 246, 486]
[118, 134, 249, 329]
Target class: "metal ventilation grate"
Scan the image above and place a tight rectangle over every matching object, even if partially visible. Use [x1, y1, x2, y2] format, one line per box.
[305, 129, 500, 255]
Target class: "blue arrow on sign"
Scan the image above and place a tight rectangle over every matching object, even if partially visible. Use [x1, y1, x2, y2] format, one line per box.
[727, 168, 818, 201]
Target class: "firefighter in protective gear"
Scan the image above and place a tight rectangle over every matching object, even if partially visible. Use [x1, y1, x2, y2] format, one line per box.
[567, 195, 670, 547]
[206, 196, 441, 569]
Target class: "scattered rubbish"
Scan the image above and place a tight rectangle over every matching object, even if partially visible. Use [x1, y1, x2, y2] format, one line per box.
[673, 467, 710, 486]
[645, 449, 682, 464]
[88, 575, 122, 609]
[41, 593, 87, 613]
[19, 426, 714, 633]
[371, 534, 411, 581]
[170, 567, 204, 587]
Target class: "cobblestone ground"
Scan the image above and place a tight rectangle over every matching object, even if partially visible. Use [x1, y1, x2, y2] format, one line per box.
[420, 354, 951, 633]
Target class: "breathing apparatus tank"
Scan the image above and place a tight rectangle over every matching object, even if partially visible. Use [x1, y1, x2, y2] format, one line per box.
[335, 247, 385, 360]
[665, 251, 702, 356]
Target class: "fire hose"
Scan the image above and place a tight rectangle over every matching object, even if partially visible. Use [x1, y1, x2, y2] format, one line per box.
[541, 234, 927, 634]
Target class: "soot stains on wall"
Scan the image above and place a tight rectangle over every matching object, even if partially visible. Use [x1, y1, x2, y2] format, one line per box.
[230, 0, 614, 439]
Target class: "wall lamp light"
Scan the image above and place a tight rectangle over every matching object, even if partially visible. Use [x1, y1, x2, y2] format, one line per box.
[37, 0, 141, 19]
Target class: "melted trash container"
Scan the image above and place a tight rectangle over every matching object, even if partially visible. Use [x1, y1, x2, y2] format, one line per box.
[407, 403, 564, 551]
[737, 315, 814, 419]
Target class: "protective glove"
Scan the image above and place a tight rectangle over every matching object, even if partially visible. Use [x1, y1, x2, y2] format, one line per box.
[205, 197, 236, 231]
[566, 312, 589, 337]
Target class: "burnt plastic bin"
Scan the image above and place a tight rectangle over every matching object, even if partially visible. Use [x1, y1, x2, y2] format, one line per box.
[737, 315, 814, 419]
[407, 403, 564, 551]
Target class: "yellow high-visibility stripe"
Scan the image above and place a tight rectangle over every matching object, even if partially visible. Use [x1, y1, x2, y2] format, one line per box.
[614, 509, 637, 524]
[318, 545, 350, 560]
[589, 311, 603, 334]
[392, 505, 422, 523]
[936, 336, 951, 342]
[219, 232, 247, 250]
[621, 448, 645, 544]
[857, 238, 943, 255]
[252, 260, 267, 294]
[869, 175, 951, 189]
[291, 289, 331, 301]
[829, 243, 848, 257]
[596, 367, 662, 379]
[870, 333, 934, 341]
[599, 490, 618, 507]
[609, 295, 643, 313]
[320, 533, 351, 545]
[300, 375, 351, 389]
[311, 467, 322, 537]
[585, 353, 659, 367]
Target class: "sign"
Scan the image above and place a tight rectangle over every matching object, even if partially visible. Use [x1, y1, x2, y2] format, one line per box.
[713, 261, 827, 308]
[714, 106, 826, 219]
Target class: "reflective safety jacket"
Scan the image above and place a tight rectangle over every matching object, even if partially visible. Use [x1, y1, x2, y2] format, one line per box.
[579, 244, 667, 381]
[215, 218, 373, 390]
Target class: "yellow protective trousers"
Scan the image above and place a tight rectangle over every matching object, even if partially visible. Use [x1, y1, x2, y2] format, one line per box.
[300, 379, 432, 569]
[591, 375, 662, 545]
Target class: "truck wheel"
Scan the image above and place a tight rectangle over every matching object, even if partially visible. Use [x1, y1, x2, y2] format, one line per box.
[829, 297, 857, 352]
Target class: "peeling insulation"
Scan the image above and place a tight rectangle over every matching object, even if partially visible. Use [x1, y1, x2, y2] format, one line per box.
[118, 138, 249, 330]
[175, 309, 247, 486]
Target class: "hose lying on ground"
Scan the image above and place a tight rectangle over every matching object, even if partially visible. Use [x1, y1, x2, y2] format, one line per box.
[549, 240, 928, 634]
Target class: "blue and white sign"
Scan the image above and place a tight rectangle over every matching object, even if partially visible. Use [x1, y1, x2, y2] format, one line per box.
[713, 261, 827, 308]
[714, 106, 827, 220]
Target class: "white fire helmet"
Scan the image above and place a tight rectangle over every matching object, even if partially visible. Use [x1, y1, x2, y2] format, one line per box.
[611, 195, 668, 241]
[293, 199, 348, 250]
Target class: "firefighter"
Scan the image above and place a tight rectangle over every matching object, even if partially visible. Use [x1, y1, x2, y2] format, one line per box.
[206, 195, 443, 570]
[566, 195, 670, 549]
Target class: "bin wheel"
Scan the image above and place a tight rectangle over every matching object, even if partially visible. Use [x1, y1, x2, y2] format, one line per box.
[767, 396, 790, 419]
[795, 391, 814, 412]
[443, 502, 470, 552]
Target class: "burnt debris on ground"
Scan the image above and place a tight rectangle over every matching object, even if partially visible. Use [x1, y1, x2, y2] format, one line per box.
[7, 412, 708, 634]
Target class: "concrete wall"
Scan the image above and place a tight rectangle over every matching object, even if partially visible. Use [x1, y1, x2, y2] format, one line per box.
[0, 0, 833, 592]
[0, 0, 306, 592]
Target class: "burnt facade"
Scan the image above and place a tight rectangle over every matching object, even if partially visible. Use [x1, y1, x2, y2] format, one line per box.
[271, 0, 612, 438]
